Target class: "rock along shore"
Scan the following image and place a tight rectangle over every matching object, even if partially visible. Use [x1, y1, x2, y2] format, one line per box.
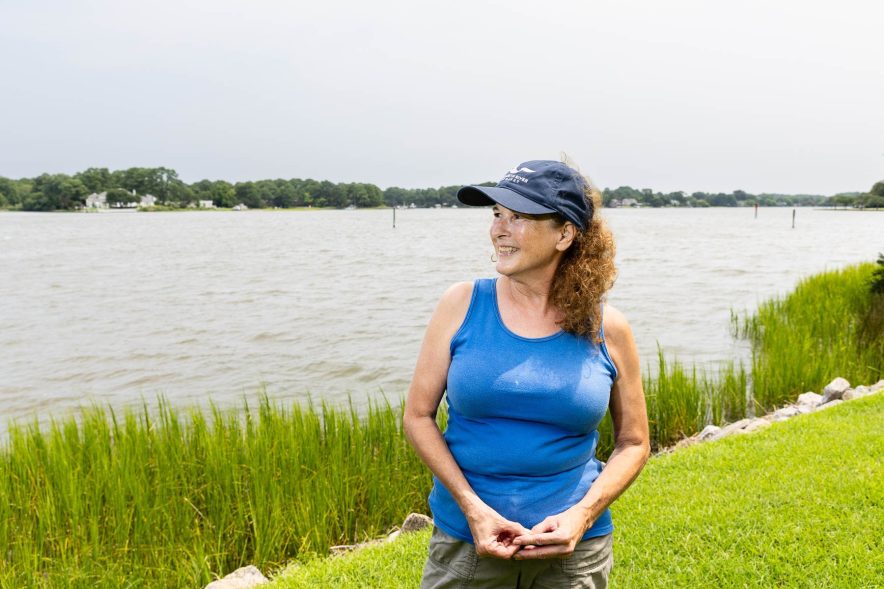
[665, 376, 883, 452]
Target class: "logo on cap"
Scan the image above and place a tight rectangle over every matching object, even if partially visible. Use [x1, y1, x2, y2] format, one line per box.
[502, 166, 536, 185]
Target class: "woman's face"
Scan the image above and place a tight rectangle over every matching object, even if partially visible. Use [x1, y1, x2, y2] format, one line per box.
[489, 204, 568, 280]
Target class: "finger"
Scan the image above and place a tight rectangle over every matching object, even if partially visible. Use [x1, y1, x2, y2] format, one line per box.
[530, 519, 558, 534]
[513, 545, 571, 560]
[478, 541, 507, 558]
[513, 535, 542, 546]
[499, 520, 532, 535]
[486, 543, 520, 560]
[513, 531, 566, 547]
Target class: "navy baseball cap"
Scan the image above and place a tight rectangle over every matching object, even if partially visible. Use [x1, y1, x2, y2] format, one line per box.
[457, 160, 592, 231]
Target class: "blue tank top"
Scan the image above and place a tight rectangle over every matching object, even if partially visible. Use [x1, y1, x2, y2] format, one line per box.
[428, 278, 617, 543]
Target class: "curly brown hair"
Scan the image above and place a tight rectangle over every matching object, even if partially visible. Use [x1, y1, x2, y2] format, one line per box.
[549, 181, 618, 342]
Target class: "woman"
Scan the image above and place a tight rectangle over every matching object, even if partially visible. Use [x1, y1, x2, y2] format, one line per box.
[404, 159, 649, 588]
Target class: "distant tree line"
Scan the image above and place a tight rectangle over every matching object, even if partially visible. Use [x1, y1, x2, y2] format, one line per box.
[1, 167, 882, 211]
[0, 166, 496, 211]
[602, 181, 884, 208]
[0, 167, 388, 211]
[826, 182, 884, 209]
[601, 186, 830, 208]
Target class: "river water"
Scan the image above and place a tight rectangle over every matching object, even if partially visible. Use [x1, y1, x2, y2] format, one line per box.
[0, 208, 881, 428]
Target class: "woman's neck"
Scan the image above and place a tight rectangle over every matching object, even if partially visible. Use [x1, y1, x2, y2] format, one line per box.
[499, 275, 560, 320]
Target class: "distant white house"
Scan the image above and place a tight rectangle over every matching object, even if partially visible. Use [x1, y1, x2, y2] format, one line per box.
[86, 192, 108, 209]
[139, 194, 158, 208]
[86, 191, 158, 209]
[198, 200, 215, 209]
[610, 198, 641, 208]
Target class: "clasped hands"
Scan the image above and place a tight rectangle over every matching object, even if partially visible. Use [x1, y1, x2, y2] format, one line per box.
[467, 505, 591, 560]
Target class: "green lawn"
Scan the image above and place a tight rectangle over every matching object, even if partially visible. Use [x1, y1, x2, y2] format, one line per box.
[269, 393, 883, 588]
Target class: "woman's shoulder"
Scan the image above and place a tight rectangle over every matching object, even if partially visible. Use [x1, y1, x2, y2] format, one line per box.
[427, 281, 478, 343]
[433, 280, 476, 316]
[601, 303, 634, 345]
[437, 281, 476, 315]
[601, 303, 642, 382]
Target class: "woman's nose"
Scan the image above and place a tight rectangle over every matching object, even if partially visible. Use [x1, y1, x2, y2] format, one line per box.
[492, 217, 510, 235]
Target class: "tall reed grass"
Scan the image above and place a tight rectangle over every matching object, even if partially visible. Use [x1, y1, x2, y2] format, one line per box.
[0, 396, 431, 588]
[643, 351, 748, 450]
[595, 352, 747, 455]
[2, 262, 881, 587]
[734, 262, 883, 410]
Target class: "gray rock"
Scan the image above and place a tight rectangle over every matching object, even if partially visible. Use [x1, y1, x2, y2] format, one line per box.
[725, 418, 753, 432]
[770, 406, 801, 422]
[204, 566, 269, 589]
[870, 380, 884, 393]
[842, 388, 859, 401]
[698, 425, 721, 441]
[671, 437, 699, 451]
[740, 418, 772, 433]
[709, 418, 752, 441]
[816, 399, 844, 411]
[821, 377, 851, 403]
[386, 529, 402, 542]
[796, 392, 823, 408]
[401, 513, 433, 534]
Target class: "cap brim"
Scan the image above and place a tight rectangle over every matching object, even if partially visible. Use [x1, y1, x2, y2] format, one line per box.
[456, 186, 556, 215]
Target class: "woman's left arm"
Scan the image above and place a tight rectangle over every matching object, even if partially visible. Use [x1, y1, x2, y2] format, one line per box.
[514, 305, 650, 559]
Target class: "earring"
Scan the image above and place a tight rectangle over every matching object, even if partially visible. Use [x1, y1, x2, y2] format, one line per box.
[491, 252, 499, 262]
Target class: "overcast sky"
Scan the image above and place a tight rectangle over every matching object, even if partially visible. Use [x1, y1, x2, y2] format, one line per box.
[1, 0, 882, 194]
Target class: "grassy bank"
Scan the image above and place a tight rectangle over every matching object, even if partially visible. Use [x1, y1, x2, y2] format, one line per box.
[271, 393, 884, 588]
[1, 262, 881, 586]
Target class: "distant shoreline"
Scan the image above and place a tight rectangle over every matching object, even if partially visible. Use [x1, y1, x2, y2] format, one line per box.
[2, 205, 883, 213]
[812, 207, 884, 212]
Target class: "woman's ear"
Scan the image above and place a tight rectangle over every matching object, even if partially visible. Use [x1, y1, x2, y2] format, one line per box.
[555, 222, 577, 252]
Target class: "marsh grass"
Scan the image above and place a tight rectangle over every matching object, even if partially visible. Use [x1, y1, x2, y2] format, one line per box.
[643, 352, 748, 450]
[734, 262, 883, 410]
[0, 396, 431, 588]
[2, 263, 881, 587]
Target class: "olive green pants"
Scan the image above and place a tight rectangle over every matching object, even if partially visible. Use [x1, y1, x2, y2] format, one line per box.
[421, 527, 613, 589]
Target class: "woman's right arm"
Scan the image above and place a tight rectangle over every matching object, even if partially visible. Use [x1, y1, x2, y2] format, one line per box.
[403, 282, 528, 559]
